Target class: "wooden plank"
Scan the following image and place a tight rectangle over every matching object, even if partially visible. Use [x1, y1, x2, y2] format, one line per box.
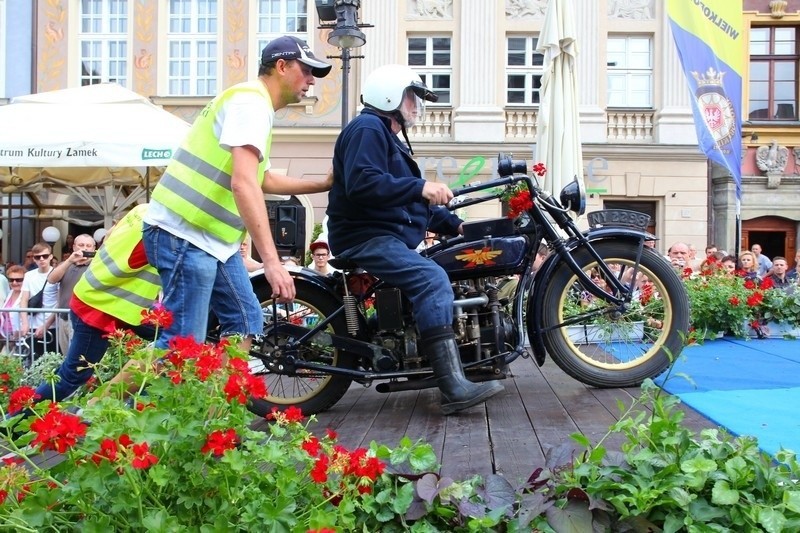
[359, 389, 419, 448]
[484, 374, 545, 486]
[313, 384, 388, 450]
[440, 406, 493, 480]
[538, 363, 622, 447]
[402, 389, 447, 471]
[513, 358, 583, 455]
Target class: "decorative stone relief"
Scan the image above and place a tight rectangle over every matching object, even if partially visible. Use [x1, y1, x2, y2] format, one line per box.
[608, 0, 654, 20]
[756, 140, 788, 188]
[408, 0, 453, 19]
[505, 0, 547, 19]
[792, 147, 800, 175]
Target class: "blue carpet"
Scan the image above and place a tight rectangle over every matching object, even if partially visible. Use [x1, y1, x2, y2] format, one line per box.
[655, 338, 800, 456]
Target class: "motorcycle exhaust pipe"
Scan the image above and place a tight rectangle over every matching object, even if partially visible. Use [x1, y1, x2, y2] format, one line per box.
[375, 371, 506, 393]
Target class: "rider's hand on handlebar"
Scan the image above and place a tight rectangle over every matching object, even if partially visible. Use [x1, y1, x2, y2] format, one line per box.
[422, 182, 454, 206]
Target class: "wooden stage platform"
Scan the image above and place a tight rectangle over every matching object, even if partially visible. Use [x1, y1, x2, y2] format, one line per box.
[253, 354, 717, 485]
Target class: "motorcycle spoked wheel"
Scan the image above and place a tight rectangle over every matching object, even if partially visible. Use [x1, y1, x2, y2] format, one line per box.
[247, 279, 355, 416]
[541, 241, 689, 388]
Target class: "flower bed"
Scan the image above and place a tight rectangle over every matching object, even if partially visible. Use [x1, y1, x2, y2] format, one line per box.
[683, 262, 800, 340]
[3, 307, 800, 530]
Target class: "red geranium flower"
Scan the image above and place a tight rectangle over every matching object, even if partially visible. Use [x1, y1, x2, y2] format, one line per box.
[140, 303, 174, 329]
[507, 190, 533, 219]
[532, 162, 547, 176]
[30, 403, 88, 453]
[310, 455, 329, 483]
[746, 292, 764, 307]
[7, 386, 40, 414]
[131, 442, 159, 469]
[744, 278, 756, 290]
[91, 438, 120, 465]
[202, 429, 239, 457]
[759, 277, 774, 290]
[728, 296, 740, 306]
[302, 436, 321, 457]
[224, 372, 267, 404]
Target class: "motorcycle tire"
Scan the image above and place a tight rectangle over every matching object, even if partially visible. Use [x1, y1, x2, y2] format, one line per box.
[540, 241, 689, 388]
[246, 277, 355, 416]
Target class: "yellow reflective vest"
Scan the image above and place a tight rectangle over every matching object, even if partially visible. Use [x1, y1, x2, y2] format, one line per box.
[74, 204, 161, 325]
[151, 80, 273, 244]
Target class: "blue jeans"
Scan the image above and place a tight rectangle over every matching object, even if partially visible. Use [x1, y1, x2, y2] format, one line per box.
[339, 235, 453, 332]
[142, 224, 263, 349]
[34, 312, 155, 403]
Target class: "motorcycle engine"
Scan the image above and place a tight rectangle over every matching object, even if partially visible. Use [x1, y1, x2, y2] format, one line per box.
[452, 277, 513, 359]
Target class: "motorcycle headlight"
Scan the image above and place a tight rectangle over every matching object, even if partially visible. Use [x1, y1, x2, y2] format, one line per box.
[559, 177, 586, 216]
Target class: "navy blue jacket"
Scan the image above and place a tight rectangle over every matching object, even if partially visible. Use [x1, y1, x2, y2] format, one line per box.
[327, 109, 462, 254]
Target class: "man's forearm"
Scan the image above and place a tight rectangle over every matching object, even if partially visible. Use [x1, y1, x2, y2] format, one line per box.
[262, 171, 331, 195]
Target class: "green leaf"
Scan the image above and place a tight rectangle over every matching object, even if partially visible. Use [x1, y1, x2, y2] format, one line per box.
[409, 443, 439, 472]
[784, 490, 800, 513]
[758, 507, 788, 533]
[681, 456, 717, 474]
[392, 482, 415, 514]
[710, 480, 739, 505]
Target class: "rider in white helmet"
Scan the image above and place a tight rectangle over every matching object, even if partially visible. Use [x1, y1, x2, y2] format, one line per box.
[326, 64, 504, 415]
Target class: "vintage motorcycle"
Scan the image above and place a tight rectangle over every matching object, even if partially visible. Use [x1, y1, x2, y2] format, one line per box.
[234, 154, 689, 417]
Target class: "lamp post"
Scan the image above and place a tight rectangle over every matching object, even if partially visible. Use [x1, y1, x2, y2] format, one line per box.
[315, 0, 370, 127]
[42, 226, 61, 255]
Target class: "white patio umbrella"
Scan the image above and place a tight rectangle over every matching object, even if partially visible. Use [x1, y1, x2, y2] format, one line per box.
[535, 0, 583, 198]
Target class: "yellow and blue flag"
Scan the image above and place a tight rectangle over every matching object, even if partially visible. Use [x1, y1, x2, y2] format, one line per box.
[667, 0, 744, 200]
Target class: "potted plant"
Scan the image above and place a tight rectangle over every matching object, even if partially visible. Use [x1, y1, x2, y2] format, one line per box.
[747, 281, 800, 338]
[683, 266, 755, 339]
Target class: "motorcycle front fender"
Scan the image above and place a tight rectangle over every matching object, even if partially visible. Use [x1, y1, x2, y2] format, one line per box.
[525, 227, 656, 365]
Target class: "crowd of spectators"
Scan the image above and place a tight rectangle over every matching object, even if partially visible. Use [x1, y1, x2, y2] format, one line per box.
[668, 240, 800, 292]
[0, 233, 98, 362]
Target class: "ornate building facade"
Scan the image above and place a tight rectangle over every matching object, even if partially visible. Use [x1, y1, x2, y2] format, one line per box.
[1, 0, 798, 262]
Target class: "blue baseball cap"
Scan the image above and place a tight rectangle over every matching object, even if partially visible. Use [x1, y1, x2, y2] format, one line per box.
[261, 36, 332, 78]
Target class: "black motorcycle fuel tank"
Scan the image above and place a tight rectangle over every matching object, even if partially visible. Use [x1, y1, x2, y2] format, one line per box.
[429, 235, 528, 280]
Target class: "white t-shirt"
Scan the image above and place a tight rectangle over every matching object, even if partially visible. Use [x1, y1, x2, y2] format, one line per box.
[145, 86, 275, 262]
[21, 267, 52, 329]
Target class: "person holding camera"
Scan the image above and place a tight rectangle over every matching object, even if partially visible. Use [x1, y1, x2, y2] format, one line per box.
[42, 233, 97, 353]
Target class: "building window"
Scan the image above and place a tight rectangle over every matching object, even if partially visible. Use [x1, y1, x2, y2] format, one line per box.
[256, 0, 308, 53]
[607, 36, 652, 108]
[506, 36, 543, 105]
[167, 0, 218, 96]
[408, 36, 451, 105]
[79, 0, 129, 87]
[749, 26, 797, 121]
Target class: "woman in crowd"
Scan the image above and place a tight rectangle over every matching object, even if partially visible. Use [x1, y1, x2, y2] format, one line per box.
[0, 265, 27, 355]
[738, 250, 760, 281]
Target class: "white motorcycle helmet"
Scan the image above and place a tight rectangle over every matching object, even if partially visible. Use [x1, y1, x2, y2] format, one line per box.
[361, 64, 438, 125]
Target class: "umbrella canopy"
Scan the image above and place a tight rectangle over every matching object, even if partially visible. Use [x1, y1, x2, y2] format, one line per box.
[0, 83, 190, 226]
[0, 83, 189, 174]
[535, 0, 583, 198]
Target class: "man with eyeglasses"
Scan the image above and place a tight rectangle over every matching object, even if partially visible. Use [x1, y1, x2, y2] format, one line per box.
[19, 242, 56, 359]
[308, 240, 336, 276]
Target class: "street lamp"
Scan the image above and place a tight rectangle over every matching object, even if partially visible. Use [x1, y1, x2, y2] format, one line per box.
[315, 0, 370, 126]
[42, 226, 61, 247]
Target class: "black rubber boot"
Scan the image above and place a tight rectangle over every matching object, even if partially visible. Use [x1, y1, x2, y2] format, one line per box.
[421, 326, 504, 415]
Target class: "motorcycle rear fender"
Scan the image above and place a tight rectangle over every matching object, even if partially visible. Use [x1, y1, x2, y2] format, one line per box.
[249, 268, 370, 337]
[525, 228, 655, 365]
[249, 267, 341, 301]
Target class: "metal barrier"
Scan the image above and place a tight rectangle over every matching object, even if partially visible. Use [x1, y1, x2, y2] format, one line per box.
[0, 306, 70, 367]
